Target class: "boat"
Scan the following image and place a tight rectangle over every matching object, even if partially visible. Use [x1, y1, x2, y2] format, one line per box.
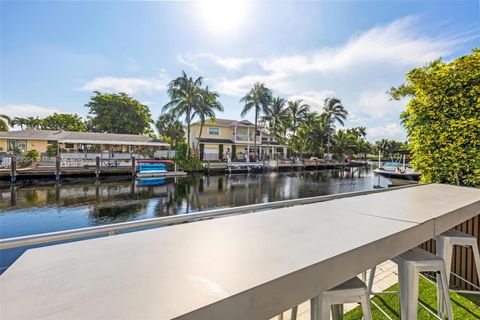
[136, 160, 168, 178]
[374, 152, 420, 185]
[137, 177, 168, 186]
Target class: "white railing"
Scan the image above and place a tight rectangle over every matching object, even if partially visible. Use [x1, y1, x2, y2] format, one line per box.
[233, 134, 262, 143]
[0, 184, 421, 250]
[202, 153, 220, 161]
[154, 150, 176, 159]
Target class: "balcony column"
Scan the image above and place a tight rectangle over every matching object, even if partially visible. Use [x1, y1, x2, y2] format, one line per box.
[234, 125, 237, 142]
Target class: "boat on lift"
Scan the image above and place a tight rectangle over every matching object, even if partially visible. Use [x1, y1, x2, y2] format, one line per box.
[136, 160, 172, 178]
[374, 151, 420, 185]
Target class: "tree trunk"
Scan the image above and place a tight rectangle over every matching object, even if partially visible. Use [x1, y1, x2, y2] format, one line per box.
[197, 120, 204, 154]
[254, 105, 258, 161]
[186, 107, 191, 157]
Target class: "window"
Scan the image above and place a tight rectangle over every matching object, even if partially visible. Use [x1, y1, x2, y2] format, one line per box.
[208, 127, 220, 136]
[7, 140, 27, 152]
[64, 143, 74, 149]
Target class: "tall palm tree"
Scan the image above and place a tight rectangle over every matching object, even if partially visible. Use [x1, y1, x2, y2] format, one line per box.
[261, 97, 288, 159]
[0, 114, 12, 132]
[25, 116, 42, 129]
[288, 99, 310, 137]
[162, 71, 204, 156]
[240, 82, 272, 160]
[193, 87, 223, 150]
[12, 117, 27, 130]
[323, 98, 348, 156]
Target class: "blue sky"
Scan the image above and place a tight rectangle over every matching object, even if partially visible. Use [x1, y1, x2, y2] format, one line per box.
[1, 1, 478, 141]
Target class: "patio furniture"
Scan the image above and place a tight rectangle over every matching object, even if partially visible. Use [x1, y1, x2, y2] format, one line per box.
[436, 229, 480, 285]
[393, 247, 453, 320]
[311, 277, 372, 320]
[1, 184, 479, 320]
[436, 229, 480, 316]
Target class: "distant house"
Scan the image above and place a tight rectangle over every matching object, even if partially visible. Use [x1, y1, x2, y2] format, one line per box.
[189, 119, 288, 161]
[0, 130, 170, 155]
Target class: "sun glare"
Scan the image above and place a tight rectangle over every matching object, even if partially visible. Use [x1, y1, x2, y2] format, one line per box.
[197, 0, 248, 35]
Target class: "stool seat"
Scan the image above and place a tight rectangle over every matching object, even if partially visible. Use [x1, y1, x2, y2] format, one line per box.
[324, 277, 367, 296]
[394, 247, 453, 320]
[394, 247, 445, 271]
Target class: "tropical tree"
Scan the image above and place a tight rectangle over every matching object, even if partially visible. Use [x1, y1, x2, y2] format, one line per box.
[287, 99, 310, 137]
[390, 49, 480, 186]
[163, 71, 204, 156]
[0, 114, 12, 132]
[42, 113, 87, 131]
[331, 130, 357, 161]
[24, 117, 42, 129]
[347, 126, 367, 139]
[86, 91, 153, 135]
[11, 117, 25, 130]
[155, 113, 185, 148]
[323, 98, 348, 155]
[240, 82, 272, 160]
[193, 87, 223, 150]
[262, 97, 288, 140]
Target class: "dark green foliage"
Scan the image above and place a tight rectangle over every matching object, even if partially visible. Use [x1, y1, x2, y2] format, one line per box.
[86, 91, 153, 135]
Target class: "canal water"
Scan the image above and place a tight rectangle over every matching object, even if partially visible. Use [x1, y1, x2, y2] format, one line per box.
[0, 167, 389, 272]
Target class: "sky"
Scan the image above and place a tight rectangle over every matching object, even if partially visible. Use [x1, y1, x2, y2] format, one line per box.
[1, 0, 479, 141]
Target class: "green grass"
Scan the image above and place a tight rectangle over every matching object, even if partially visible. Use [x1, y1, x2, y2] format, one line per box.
[344, 277, 480, 319]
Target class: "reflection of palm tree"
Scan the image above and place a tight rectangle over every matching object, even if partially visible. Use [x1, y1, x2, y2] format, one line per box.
[240, 82, 272, 160]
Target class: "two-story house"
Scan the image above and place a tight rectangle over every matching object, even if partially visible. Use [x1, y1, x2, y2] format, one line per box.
[189, 118, 288, 161]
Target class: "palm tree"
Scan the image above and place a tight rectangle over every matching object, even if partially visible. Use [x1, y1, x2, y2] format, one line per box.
[12, 117, 27, 130]
[323, 98, 348, 156]
[240, 82, 272, 160]
[162, 71, 204, 156]
[331, 129, 356, 162]
[262, 97, 289, 158]
[193, 87, 223, 151]
[25, 116, 42, 129]
[0, 114, 12, 132]
[288, 99, 310, 137]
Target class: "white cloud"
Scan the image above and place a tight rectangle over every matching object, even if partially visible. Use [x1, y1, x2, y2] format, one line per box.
[80, 76, 167, 94]
[288, 90, 336, 112]
[177, 54, 201, 72]
[366, 123, 405, 140]
[357, 89, 405, 118]
[215, 57, 254, 70]
[208, 15, 467, 98]
[260, 16, 465, 74]
[1, 104, 62, 118]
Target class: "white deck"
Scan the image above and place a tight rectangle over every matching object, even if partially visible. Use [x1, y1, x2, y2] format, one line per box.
[1, 184, 479, 320]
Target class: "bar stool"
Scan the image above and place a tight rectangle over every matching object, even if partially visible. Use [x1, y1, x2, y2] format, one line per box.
[436, 229, 480, 285]
[288, 277, 372, 320]
[393, 247, 453, 320]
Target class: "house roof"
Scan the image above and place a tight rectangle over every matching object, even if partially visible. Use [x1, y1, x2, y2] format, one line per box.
[198, 138, 234, 144]
[191, 118, 255, 128]
[0, 130, 170, 147]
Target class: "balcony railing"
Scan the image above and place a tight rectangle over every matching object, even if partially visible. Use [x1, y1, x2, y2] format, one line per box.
[233, 134, 262, 143]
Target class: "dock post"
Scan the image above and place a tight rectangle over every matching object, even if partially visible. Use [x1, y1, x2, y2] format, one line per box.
[10, 156, 17, 184]
[315, 159, 318, 171]
[55, 156, 61, 182]
[276, 159, 279, 171]
[131, 157, 136, 178]
[95, 156, 100, 180]
[174, 162, 177, 172]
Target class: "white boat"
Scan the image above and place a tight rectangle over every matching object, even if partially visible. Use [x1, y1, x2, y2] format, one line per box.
[374, 152, 420, 185]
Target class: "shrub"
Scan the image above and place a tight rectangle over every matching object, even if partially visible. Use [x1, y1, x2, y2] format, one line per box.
[46, 144, 58, 157]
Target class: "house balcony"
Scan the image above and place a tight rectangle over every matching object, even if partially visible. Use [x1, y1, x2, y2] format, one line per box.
[233, 133, 262, 144]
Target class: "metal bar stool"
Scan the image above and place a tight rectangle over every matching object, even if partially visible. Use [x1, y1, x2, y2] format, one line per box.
[288, 277, 371, 320]
[436, 229, 480, 287]
[393, 247, 454, 320]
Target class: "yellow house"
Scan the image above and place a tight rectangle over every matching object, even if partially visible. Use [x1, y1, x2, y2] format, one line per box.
[189, 118, 288, 161]
[0, 130, 170, 155]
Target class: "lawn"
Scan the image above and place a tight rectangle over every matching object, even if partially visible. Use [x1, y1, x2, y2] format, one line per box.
[344, 277, 480, 319]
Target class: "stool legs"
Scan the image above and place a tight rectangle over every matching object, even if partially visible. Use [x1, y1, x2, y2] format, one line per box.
[472, 240, 480, 283]
[290, 305, 298, 320]
[398, 263, 419, 320]
[331, 304, 343, 320]
[438, 265, 454, 320]
[360, 294, 373, 320]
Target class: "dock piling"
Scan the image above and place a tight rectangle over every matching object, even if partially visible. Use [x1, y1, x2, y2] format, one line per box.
[131, 157, 136, 178]
[95, 156, 100, 180]
[55, 156, 61, 182]
[10, 156, 17, 184]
